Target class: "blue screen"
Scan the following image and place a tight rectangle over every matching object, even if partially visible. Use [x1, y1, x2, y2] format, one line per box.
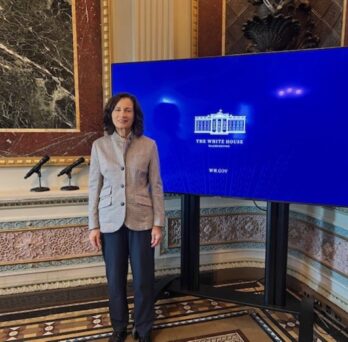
[112, 48, 348, 206]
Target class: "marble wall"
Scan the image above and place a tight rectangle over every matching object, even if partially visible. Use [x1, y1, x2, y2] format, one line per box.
[0, 0, 75, 129]
[0, 0, 103, 158]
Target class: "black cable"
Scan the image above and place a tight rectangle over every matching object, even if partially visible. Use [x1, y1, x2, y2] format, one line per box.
[253, 200, 267, 212]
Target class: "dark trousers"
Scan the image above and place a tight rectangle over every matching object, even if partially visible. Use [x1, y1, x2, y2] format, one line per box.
[102, 225, 154, 337]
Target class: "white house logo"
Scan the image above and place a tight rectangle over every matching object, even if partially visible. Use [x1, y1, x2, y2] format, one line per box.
[194, 109, 246, 135]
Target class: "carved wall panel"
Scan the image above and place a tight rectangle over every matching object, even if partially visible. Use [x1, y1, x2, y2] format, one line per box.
[0, 225, 96, 265]
[165, 207, 348, 276]
[167, 212, 266, 248]
[288, 216, 348, 276]
[225, 0, 346, 54]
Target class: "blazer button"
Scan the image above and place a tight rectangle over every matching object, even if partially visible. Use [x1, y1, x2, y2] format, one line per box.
[121, 166, 125, 171]
[120, 202, 125, 206]
[121, 184, 125, 188]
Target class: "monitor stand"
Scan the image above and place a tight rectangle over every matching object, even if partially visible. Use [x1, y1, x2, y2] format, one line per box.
[155, 195, 313, 342]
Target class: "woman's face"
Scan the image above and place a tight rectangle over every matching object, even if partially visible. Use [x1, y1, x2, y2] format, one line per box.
[112, 97, 135, 133]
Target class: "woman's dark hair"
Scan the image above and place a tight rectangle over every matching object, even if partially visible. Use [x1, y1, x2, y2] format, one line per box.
[103, 93, 144, 136]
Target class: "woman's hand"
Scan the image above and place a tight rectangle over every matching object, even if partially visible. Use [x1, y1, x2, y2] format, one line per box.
[89, 228, 101, 251]
[151, 226, 162, 248]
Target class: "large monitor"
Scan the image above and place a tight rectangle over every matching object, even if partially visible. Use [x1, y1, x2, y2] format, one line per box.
[111, 48, 348, 207]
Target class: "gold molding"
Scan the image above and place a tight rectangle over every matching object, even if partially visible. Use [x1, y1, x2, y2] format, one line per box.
[192, 0, 198, 57]
[0, 0, 80, 133]
[72, 0, 81, 131]
[100, 0, 112, 105]
[342, 0, 347, 46]
[0, 128, 80, 133]
[0, 156, 90, 167]
[221, 0, 226, 56]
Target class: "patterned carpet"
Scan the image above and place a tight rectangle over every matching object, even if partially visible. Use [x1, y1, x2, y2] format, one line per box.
[0, 281, 343, 341]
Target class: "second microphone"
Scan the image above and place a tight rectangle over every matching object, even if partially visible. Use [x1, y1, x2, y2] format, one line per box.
[57, 157, 85, 177]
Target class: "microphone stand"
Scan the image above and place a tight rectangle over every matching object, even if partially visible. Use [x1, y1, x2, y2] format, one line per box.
[31, 170, 50, 192]
[60, 171, 79, 191]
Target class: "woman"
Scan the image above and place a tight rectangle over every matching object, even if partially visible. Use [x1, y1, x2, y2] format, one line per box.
[88, 93, 164, 342]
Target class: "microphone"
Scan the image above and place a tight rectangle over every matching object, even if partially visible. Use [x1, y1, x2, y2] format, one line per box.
[24, 155, 50, 179]
[57, 157, 85, 177]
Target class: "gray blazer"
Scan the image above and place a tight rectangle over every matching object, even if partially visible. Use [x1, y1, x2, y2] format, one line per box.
[88, 132, 165, 233]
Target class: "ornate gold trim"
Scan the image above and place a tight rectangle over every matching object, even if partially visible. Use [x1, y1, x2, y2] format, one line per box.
[101, 0, 112, 105]
[221, 0, 227, 56]
[0, 128, 80, 133]
[0, 156, 90, 167]
[72, 0, 81, 131]
[0, 197, 88, 209]
[192, 0, 199, 57]
[0, 0, 80, 133]
[342, 0, 347, 46]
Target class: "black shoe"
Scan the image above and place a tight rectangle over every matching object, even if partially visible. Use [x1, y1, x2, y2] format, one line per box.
[109, 330, 127, 342]
[138, 334, 151, 342]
